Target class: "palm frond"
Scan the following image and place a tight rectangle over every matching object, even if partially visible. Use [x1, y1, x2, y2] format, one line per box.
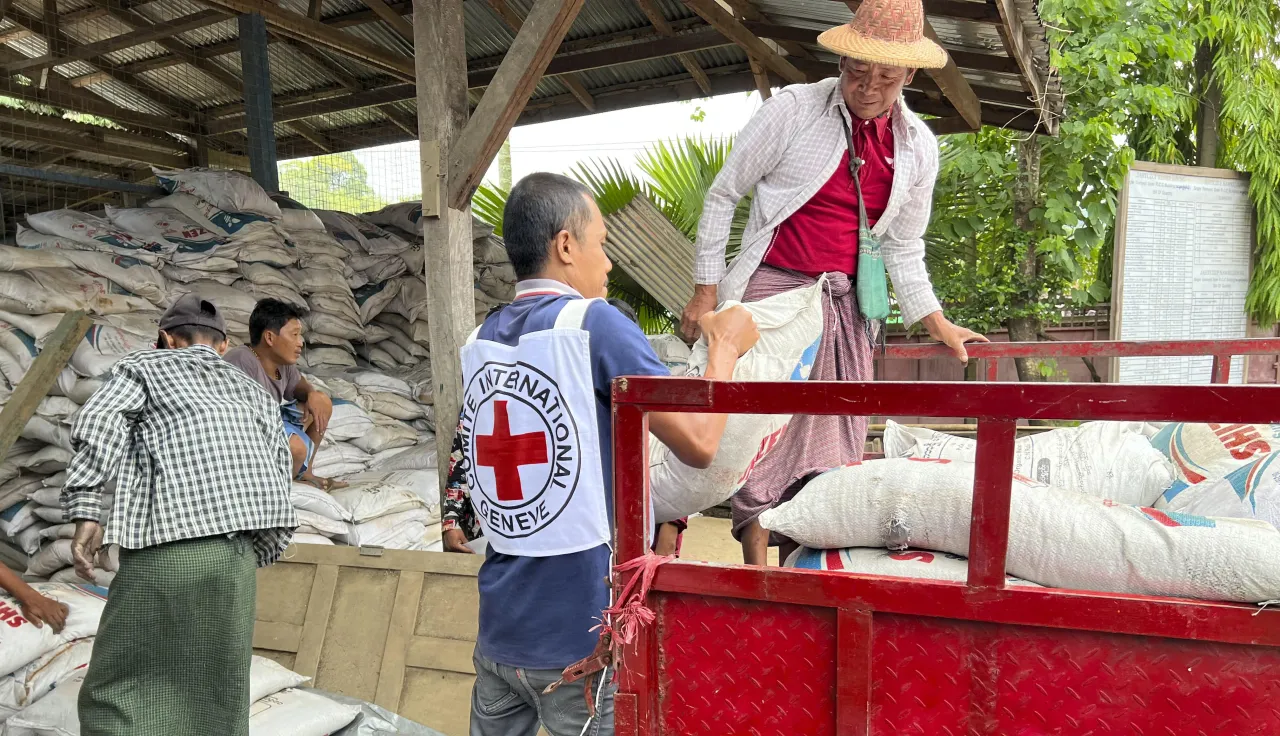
[472, 182, 509, 236]
[608, 280, 676, 334]
[569, 158, 645, 216]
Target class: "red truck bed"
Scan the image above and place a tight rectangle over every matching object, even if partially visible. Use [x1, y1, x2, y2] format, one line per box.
[610, 339, 1280, 736]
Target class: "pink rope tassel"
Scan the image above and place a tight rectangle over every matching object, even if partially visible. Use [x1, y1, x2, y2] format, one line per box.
[600, 553, 673, 648]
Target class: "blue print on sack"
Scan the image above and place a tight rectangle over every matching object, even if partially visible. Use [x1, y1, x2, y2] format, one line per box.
[792, 548, 823, 569]
[207, 208, 270, 235]
[790, 336, 822, 380]
[1, 500, 27, 522]
[353, 281, 388, 306]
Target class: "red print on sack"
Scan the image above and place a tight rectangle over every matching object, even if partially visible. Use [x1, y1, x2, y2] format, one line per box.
[0, 601, 29, 628]
[1208, 423, 1271, 461]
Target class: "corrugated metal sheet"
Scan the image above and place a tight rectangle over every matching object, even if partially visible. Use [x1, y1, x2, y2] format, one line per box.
[604, 197, 695, 316]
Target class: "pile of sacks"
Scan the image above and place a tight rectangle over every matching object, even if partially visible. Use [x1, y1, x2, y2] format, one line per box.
[0, 582, 426, 735]
[766, 420, 1280, 604]
[0, 168, 517, 575]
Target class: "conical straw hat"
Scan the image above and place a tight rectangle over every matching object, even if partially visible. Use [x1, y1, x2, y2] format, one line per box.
[817, 0, 948, 70]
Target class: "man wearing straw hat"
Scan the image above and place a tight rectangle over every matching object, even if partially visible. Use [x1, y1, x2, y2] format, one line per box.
[680, 0, 987, 565]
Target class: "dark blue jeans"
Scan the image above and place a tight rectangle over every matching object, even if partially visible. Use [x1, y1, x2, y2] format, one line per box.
[470, 647, 615, 736]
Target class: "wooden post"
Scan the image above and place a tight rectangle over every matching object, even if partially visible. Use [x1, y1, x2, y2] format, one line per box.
[415, 0, 475, 499]
[0, 311, 91, 460]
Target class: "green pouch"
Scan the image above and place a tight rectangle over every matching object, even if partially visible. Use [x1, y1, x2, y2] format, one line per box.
[843, 116, 892, 323]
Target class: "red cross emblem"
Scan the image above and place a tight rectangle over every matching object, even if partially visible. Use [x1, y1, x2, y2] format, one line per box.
[477, 400, 549, 501]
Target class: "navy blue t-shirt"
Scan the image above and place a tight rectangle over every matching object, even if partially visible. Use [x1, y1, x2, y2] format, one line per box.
[474, 289, 670, 670]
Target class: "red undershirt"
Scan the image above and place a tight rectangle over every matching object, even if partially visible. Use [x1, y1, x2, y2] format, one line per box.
[763, 112, 896, 277]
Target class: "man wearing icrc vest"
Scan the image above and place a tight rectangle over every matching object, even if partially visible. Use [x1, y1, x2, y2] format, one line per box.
[458, 172, 759, 736]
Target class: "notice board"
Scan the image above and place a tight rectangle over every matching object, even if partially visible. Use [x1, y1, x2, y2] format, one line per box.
[1111, 161, 1254, 384]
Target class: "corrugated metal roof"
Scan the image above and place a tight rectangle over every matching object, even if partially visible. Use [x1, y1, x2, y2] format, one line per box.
[604, 197, 695, 315]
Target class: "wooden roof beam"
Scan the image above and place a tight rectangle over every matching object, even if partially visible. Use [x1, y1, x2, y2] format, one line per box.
[826, 0, 1004, 23]
[360, 0, 413, 42]
[0, 119, 189, 167]
[197, 0, 415, 81]
[288, 120, 334, 152]
[3, 7, 193, 116]
[0, 71, 196, 135]
[634, 0, 712, 95]
[990, 0, 1051, 132]
[484, 0, 595, 112]
[450, 0, 587, 207]
[682, 0, 806, 84]
[81, 0, 244, 94]
[2, 10, 228, 75]
[717, 0, 813, 61]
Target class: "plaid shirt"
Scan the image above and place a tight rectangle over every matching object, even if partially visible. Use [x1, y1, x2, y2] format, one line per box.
[696, 78, 943, 326]
[63, 345, 297, 567]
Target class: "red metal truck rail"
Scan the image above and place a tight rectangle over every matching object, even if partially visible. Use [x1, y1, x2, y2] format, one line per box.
[611, 339, 1280, 736]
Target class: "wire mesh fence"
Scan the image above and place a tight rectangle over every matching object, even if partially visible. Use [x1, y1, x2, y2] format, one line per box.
[276, 144, 422, 213]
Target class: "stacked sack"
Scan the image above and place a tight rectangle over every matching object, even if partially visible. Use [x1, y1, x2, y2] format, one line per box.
[8, 650, 371, 736]
[361, 201, 517, 326]
[0, 583, 105, 724]
[763, 421, 1280, 604]
[0, 169, 518, 574]
[1153, 422, 1280, 529]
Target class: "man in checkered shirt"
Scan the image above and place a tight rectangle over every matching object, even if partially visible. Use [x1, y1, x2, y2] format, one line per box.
[62, 294, 295, 736]
[681, 0, 987, 566]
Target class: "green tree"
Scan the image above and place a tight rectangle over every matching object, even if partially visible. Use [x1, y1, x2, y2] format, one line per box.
[278, 152, 389, 212]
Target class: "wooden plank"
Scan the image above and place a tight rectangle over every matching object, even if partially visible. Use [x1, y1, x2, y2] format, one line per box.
[483, 0, 594, 112]
[405, 635, 478, 674]
[990, 0, 1048, 129]
[0, 311, 90, 460]
[198, 0, 415, 80]
[634, 0, 712, 95]
[373, 570, 425, 709]
[361, 0, 414, 42]
[449, 0, 588, 208]
[2, 10, 227, 75]
[0, 107, 188, 154]
[292, 563, 339, 678]
[288, 120, 334, 151]
[681, 0, 806, 85]
[308, 0, 325, 20]
[252, 620, 304, 651]
[921, 21, 981, 129]
[749, 55, 771, 99]
[0, 119, 187, 167]
[926, 115, 979, 135]
[416, 0, 477, 500]
[465, 27, 730, 88]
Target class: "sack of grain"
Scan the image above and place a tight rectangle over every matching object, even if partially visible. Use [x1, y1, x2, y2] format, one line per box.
[248, 656, 310, 703]
[291, 483, 353, 522]
[163, 264, 239, 285]
[647, 334, 691, 375]
[363, 202, 422, 238]
[250, 688, 361, 736]
[271, 194, 325, 232]
[104, 206, 227, 256]
[786, 546, 1041, 587]
[167, 281, 258, 330]
[149, 192, 280, 241]
[153, 167, 282, 219]
[349, 421, 418, 455]
[0, 583, 105, 678]
[289, 231, 349, 260]
[311, 441, 372, 478]
[238, 281, 307, 311]
[1150, 423, 1280, 484]
[317, 210, 409, 255]
[69, 322, 154, 378]
[327, 400, 374, 441]
[356, 391, 424, 421]
[328, 480, 427, 523]
[295, 509, 348, 537]
[383, 276, 427, 323]
[649, 281, 825, 523]
[342, 470, 439, 512]
[341, 509, 430, 549]
[367, 443, 437, 472]
[760, 457, 1280, 603]
[238, 262, 299, 291]
[352, 281, 400, 324]
[0, 638, 93, 722]
[292, 533, 334, 546]
[883, 420, 1175, 507]
[24, 212, 173, 262]
[1157, 450, 1280, 529]
[305, 347, 356, 370]
[0, 269, 152, 316]
[237, 239, 298, 268]
[356, 344, 400, 371]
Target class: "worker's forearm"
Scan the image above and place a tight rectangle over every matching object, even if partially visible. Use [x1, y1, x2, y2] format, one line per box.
[688, 341, 738, 444]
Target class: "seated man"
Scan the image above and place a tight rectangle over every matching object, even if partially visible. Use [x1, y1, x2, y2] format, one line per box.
[224, 299, 341, 490]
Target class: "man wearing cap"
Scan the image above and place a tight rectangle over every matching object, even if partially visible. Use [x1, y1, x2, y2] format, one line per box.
[63, 294, 296, 736]
[680, 0, 988, 565]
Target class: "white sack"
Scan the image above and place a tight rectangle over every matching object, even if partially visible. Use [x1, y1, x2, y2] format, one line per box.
[0, 584, 106, 678]
[760, 458, 1280, 603]
[249, 687, 360, 736]
[55, 251, 167, 305]
[785, 546, 1040, 587]
[25, 541, 75, 578]
[650, 282, 825, 523]
[25, 211, 173, 261]
[291, 483, 353, 522]
[1150, 423, 1280, 484]
[48, 568, 114, 588]
[294, 510, 347, 537]
[342, 509, 430, 549]
[69, 323, 154, 379]
[271, 194, 325, 232]
[1157, 450, 1280, 529]
[362, 202, 423, 239]
[368, 443, 437, 472]
[356, 391, 424, 421]
[0, 502, 39, 537]
[0, 270, 150, 316]
[883, 420, 1175, 507]
[327, 400, 374, 441]
[328, 480, 427, 523]
[104, 206, 226, 256]
[0, 638, 92, 721]
[153, 167, 282, 218]
[352, 280, 401, 324]
[148, 192, 281, 240]
[305, 348, 356, 370]
[342, 470, 439, 515]
[162, 264, 239, 285]
[349, 421, 419, 454]
[291, 533, 334, 546]
[646, 334, 691, 375]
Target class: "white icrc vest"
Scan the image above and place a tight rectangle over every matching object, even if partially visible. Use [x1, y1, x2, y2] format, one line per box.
[458, 297, 611, 557]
